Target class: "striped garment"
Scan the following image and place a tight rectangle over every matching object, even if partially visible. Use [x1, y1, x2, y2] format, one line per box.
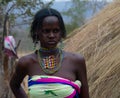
[28, 75, 81, 98]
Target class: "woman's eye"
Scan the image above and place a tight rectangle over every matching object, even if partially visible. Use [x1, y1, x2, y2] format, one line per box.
[42, 29, 50, 33]
[41, 28, 60, 34]
[53, 29, 60, 33]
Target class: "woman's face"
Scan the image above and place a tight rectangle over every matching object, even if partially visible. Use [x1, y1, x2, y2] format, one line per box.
[38, 16, 61, 49]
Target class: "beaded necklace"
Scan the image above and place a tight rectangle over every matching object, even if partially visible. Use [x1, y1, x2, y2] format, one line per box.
[37, 48, 63, 74]
[39, 47, 59, 53]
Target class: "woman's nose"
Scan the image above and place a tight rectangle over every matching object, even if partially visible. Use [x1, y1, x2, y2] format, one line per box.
[49, 32, 55, 37]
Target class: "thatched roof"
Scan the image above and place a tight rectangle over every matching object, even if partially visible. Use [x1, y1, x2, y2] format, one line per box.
[64, 1, 120, 98]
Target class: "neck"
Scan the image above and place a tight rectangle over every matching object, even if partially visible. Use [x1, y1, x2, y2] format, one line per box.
[39, 47, 60, 56]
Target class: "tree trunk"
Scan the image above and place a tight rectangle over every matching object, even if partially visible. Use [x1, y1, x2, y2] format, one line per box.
[0, 48, 15, 98]
[0, 10, 14, 98]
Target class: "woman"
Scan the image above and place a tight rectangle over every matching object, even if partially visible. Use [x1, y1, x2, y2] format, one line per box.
[10, 8, 89, 98]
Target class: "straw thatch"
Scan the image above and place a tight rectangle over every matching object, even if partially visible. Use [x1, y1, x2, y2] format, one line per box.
[64, 1, 120, 98]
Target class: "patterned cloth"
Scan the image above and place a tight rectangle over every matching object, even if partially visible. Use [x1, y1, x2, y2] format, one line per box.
[4, 36, 18, 58]
[28, 75, 81, 98]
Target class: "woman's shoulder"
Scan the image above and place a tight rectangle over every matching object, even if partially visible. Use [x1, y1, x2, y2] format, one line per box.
[64, 51, 85, 61]
[64, 51, 86, 73]
[17, 52, 37, 67]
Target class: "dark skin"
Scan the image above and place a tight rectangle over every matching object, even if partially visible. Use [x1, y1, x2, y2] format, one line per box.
[10, 16, 89, 98]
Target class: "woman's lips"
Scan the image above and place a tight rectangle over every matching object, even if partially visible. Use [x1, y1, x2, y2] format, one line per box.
[48, 41, 56, 44]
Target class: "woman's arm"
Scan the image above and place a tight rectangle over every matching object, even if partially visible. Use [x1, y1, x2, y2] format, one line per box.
[10, 57, 28, 98]
[76, 56, 90, 98]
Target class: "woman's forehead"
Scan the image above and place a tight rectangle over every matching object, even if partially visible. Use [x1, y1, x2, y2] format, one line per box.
[42, 16, 59, 24]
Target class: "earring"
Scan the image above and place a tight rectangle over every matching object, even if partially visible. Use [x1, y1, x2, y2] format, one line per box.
[33, 32, 40, 51]
[34, 41, 40, 51]
[59, 40, 64, 49]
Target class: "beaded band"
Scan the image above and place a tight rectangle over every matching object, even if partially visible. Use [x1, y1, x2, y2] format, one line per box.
[37, 48, 64, 74]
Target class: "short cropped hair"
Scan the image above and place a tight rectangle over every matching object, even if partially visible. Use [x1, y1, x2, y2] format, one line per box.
[30, 8, 66, 43]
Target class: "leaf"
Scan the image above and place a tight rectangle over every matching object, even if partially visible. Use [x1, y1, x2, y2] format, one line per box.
[44, 90, 58, 96]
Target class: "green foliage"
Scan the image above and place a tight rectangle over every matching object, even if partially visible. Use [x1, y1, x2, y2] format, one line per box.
[63, 0, 107, 35]
[0, 0, 55, 34]
[65, 22, 79, 35]
[63, 0, 88, 35]
[0, 0, 12, 5]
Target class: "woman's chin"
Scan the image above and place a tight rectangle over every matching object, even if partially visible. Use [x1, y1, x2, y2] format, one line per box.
[42, 45, 57, 49]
